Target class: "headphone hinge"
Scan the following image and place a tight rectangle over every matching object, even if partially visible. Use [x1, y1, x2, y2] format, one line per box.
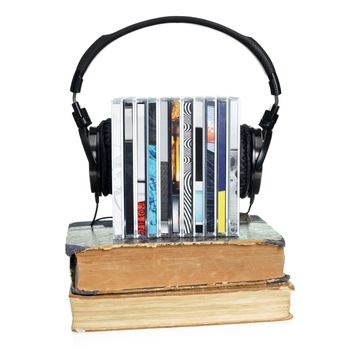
[72, 101, 92, 129]
[259, 104, 279, 130]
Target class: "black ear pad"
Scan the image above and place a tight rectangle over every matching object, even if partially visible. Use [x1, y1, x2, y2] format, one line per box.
[96, 118, 112, 196]
[103, 119, 112, 195]
[88, 126, 98, 194]
[249, 127, 263, 197]
[240, 124, 252, 198]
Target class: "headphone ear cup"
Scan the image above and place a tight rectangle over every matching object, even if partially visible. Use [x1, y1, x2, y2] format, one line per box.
[240, 124, 252, 198]
[249, 127, 263, 197]
[103, 118, 112, 195]
[88, 126, 99, 195]
[96, 118, 112, 196]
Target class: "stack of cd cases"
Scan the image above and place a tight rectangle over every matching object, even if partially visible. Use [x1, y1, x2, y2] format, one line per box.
[112, 97, 239, 240]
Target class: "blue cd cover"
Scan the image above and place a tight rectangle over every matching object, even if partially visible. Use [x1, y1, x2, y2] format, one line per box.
[217, 99, 227, 235]
[205, 100, 216, 235]
[147, 102, 157, 237]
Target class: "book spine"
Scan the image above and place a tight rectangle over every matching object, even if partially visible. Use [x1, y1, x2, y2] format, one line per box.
[111, 99, 124, 240]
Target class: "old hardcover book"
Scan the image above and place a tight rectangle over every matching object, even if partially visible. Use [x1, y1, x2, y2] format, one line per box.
[70, 278, 293, 332]
[66, 216, 286, 294]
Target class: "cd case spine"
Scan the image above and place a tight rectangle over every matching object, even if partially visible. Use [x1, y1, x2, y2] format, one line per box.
[181, 98, 194, 237]
[228, 97, 240, 236]
[136, 101, 146, 237]
[147, 100, 158, 238]
[111, 99, 124, 240]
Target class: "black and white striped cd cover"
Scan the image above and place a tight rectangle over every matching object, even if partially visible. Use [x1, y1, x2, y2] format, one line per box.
[111, 97, 239, 240]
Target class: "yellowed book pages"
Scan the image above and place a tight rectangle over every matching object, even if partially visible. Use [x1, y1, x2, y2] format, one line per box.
[70, 280, 293, 332]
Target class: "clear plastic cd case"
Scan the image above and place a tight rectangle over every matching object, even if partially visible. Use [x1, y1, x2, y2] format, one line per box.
[112, 97, 240, 240]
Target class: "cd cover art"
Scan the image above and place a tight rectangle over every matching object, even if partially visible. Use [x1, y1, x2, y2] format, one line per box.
[205, 100, 216, 236]
[182, 99, 193, 236]
[147, 101, 157, 237]
[123, 102, 134, 237]
[194, 98, 205, 235]
[217, 99, 227, 235]
[171, 100, 180, 235]
[137, 102, 146, 236]
[111, 99, 124, 240]
[159, 99, 170, 236]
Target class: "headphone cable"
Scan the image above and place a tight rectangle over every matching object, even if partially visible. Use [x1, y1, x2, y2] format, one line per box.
[245, 195, 255, 215]
[90, 193, 99, 227]
[90, 194, 113, 228]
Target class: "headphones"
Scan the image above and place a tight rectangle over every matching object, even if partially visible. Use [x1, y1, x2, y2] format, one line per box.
[70, 16, 281, 211]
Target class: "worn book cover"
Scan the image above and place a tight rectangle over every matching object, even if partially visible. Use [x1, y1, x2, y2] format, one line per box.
[66, 216, 286, 294]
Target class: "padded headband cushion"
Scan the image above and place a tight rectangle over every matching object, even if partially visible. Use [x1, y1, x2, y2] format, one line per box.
[98, 118, 112, 196]
[240, 124, 252, 198]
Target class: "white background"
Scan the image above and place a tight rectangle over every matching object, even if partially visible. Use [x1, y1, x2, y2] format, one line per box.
[1, 0, 349, 349]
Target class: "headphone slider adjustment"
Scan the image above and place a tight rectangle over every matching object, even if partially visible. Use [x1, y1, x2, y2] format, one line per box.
[259, 104, 279, 130]
[72, 102, 92, 129]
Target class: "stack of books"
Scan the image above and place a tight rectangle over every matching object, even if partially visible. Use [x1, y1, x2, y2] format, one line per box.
[66, 215, 293, 332]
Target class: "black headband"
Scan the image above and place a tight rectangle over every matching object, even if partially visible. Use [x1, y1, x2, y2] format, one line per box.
[71, 16, 281, 173]
[70, 16, 281, 96]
